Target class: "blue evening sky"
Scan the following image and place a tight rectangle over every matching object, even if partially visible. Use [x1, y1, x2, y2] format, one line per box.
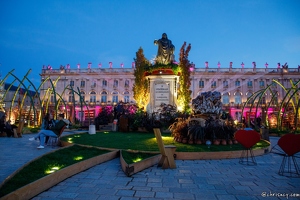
[0, 0, 299, 86]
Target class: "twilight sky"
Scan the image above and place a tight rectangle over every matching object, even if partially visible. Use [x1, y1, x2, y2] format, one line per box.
[0, 0, 299, 86]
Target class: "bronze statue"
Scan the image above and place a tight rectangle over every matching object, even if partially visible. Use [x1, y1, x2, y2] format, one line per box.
[154, 33, 175, 65]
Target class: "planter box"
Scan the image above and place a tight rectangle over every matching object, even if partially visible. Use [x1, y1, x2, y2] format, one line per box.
[1, 150, 119, 200]
[120, 150, 161, 177]
[175, 141, 271, 160]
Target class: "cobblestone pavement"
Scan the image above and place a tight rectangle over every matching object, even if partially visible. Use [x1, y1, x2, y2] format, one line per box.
[1, 134, 299, 200]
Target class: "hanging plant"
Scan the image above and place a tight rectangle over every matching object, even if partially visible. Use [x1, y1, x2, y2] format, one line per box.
[144, 63, 180, 75]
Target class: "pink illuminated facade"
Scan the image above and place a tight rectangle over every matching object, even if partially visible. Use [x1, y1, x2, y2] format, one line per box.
[40, 62, 300, 123]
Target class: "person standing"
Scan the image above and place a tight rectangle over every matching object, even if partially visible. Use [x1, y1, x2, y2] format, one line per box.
[29, 114, 67, 149]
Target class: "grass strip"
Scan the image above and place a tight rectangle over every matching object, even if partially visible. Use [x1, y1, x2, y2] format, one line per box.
[61, 131, 270, 152]
[121, 151, 159, 165]
[0, 145, 110, 197]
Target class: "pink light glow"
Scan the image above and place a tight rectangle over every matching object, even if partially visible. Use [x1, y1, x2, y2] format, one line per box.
[88, 62, 92, 69]
[66, 64, 70, 69]
[241, 62, 244, 68]
[121, 63, 124, 68]
[109, 62, 112, 68]
[277, 63, 281, 68]
[189, 67, 194, 72]
[98, 63, 102, 68]
[132, 62, 135, 68]
[77, 63, 80, 69]
[217, 62, 221, 68]
[205, 61, 208, 68]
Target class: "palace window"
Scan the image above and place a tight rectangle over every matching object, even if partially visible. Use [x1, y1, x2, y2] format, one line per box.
[211, 81, 216, 88]
[259, 80, 265, 87]
[272, 95, 278, 105]
[113, 80, 118, 88]
[271, 90, 278, 105]
[68, 91, 74, 102]
[90, 91, 96, 102]
[235, 80, 240, 87]
[50, 95, 54, 103]
[112, 91, 118, 103]
[199, 80, 204, 88]
[102, 80, 107, 87]
[125, 80, 129, 87]
[101, 91, 107, 103]
[223, 81, 228, 88]
[124, 91, 130, 103]
[247, 81, 253, 87]
[234, 92, 242, 104]
[91, 80, 96, 87]
[70, 80, 74, 86]
[246, 92, 253, 104]
[260, 96, 266, 104]
[80, 91, 85, 102]
[222, 93, 229, 104]
[271, 81, 277, 88]
[80, 80, 85, 87]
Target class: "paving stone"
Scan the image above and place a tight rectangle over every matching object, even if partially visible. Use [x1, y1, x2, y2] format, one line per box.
[134, 191, 155, 198]
[2, 135, 299, 200]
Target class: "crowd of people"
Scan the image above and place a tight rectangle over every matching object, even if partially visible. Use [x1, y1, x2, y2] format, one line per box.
[0, 112, 18, 137]
[0, 111, 69, 149]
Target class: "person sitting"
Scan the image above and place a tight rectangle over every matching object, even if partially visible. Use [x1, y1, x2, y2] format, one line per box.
[0, 113, 6, 135]
[5, 120, 14, 137]
[29, 114, 67, 149]
[41, 113, 55, 144]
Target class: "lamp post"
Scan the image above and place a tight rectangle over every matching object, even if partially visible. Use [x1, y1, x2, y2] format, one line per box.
[241, 62, 244, 68]
[217, 62, 221, 68]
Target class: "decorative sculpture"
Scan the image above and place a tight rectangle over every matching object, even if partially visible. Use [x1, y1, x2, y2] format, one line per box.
[192, 91, 223, 114]
[154, 33, 175, 65]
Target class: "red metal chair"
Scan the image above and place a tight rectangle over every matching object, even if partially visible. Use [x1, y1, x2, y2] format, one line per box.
[270, 134, 300, 177]
[235, 129, 261, 165]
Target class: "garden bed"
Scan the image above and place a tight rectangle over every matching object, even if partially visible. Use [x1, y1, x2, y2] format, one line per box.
[120, 150, 160, 176]
[0, 145, 118, 200]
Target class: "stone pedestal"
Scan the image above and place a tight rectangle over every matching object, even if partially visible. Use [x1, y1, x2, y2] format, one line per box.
[146, 74, 179, 113]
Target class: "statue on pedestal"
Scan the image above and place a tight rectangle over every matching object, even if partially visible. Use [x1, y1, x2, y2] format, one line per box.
[154, 33, 175, 65]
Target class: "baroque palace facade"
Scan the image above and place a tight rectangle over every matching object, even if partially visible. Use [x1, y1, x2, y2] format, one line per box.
[40, 63, 300, 123]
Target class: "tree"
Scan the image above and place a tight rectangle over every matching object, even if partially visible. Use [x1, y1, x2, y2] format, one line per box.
[133, 47, 150, 110]
[177, 42, 192, 113]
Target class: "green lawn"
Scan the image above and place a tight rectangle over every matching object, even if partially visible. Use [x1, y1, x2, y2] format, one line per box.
[0, 145, 110, 197]
[61, 131, 270, 152]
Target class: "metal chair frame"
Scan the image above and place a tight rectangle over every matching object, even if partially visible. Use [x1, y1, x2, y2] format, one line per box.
[270, 145, 300, 178]
[239, 148, 257, 165]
